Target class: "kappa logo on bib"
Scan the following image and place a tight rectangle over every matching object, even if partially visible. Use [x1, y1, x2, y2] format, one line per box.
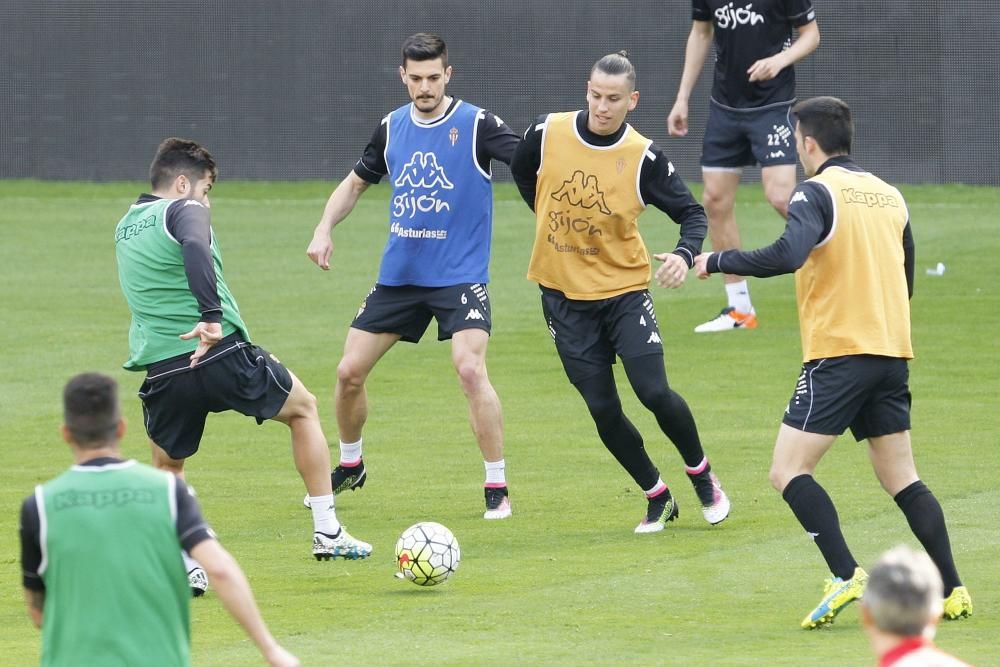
[393, 151, 454, 221]
[395, 151, 454, 190]
[551, 170, 611, 215]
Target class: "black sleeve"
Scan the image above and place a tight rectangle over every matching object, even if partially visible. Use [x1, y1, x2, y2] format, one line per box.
[785, 0, 817, 26]
[640, 144, 708, 267]
[708, 181, 830, 276]
[20, 494, 44, 591]
[352, 119, 389, 184]
[475, 111, 520, 170]
[902, 221, 914, 299]
[692, 0, 711, 21]
[165, 200, 222, 324]
[510, 114, 547, 211]
[174, 479, 214, 553]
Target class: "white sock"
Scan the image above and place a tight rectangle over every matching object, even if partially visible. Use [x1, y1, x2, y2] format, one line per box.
[339, 439, 362, 466]
[484, 459, 506, 486]
[182, 550, 201, 573]
[644, 478, 667, 498]
[308, 494, 341, 535]
[725, 281, 753, 313]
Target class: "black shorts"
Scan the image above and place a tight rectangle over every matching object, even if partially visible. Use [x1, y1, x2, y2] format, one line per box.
[138, 338, 293, 459]
[351, 283, 492, 343]
[540, 287, 663, 384]
[701, 100, 798, 169]
[782, 355, 912, 441]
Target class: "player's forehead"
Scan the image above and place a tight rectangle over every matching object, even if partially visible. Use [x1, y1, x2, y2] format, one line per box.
[402, 58, 447, 77]
[193, 170, 215, 188]
[588, 71, 631, 95]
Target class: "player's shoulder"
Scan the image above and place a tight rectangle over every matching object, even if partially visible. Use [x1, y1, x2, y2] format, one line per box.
[788, 180, 833, 214]
[792, 179, 826, 199]
[167, 197, 207, 214]
[519, 113, 552, 137]
[472, 106, 514, 133]
[532, 111, 577, 130]
[166, 198, 211, 230]
[642, 142, 677, 173]
[20, 488, 39, 514]
[385, 102, 413, 124]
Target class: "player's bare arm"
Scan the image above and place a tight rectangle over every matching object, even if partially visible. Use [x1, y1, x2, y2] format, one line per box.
[23, 588, 44, 628]
[748, 20, 820, 82]
[190, 539, 300, 667]
[667, 20, 713, 136]
[307, 171, 371, 270]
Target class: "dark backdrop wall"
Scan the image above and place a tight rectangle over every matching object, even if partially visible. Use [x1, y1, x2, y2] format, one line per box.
[2, 1, 997, 185]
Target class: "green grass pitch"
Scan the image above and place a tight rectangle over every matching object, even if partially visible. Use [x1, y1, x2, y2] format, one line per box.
[0, 180, 997, 664]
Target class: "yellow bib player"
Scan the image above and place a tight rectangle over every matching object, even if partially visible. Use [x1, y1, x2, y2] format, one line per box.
[694, 96, 971, 629]
[512, 51, 731, 534]
[529, 110, 651, 300]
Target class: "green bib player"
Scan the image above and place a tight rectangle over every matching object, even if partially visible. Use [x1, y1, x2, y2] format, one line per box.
[114, 138, 371, 594]
[19, 373, 299, 667]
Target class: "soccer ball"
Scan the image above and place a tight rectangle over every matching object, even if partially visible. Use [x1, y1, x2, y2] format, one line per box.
[395, 521, 460, 586]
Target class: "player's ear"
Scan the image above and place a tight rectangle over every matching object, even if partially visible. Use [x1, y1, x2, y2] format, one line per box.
[116, 417, 126, 441]
[399, 65, 407, 84]
[60, 424, 73, 445]
[444, 65, 452, 84]
[628, 90, 640, 111]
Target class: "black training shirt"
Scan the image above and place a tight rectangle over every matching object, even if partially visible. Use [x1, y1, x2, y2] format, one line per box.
[694, 0, 816, 109]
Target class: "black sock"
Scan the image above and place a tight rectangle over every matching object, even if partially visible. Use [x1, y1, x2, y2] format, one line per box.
[894, 480, 962, 595]
[782, 474, 857, 580]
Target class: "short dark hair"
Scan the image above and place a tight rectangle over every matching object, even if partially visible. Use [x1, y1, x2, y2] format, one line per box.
[63, 373, 121, 447]
[792, 96, 853, 155]
[149, 137, 218, 191]
[401, 33, 448, 68]
[591, 50, 636, 90]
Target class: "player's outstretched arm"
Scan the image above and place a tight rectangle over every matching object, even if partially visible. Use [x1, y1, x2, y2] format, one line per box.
[693, 252, 714, 279]
[307, 171, 371, 270]
[189, 539, 300, 667]
[667, 20, 713, 136]
[653, 252, 690, 289]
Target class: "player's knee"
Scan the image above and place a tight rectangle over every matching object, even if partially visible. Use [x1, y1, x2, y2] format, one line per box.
[584, 394, 623, 425]
[768, 464, 789, 492]
[635, 385, 671, 413]
[153, 453, 185, 477]
[455, 359, 487, 393]
[702, 186, 733, 216]
[300, 387, 319, 415]
[283, 385, 319, 422]
[766, 191, 790, 217]
[336, 357, 366, 389]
